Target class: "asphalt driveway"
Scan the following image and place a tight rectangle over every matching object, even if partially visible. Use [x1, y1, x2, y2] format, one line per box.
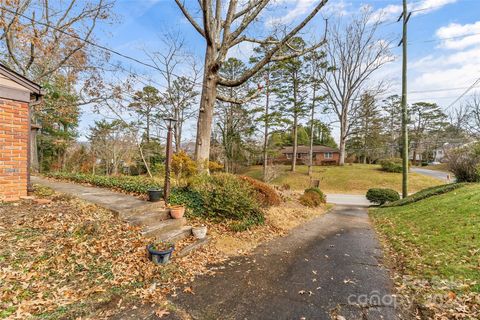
[169, 205, 400, 320]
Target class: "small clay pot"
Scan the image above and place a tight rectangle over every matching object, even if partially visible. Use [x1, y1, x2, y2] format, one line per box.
[192, 225, 207, 239]
[169, 205, 185, 219]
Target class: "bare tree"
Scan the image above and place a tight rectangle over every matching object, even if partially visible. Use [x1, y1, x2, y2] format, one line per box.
[146, 34, 200, 152]
[466, 93, 480, 137]
[0, 0, 113, 83]
[320, 9, 392, 165]
[174, 0, 329, 171]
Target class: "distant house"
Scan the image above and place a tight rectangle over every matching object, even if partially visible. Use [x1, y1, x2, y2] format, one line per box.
[433, 141, 476, 163]
[0, 64, 43, 201]
[276, 145, 340, 165]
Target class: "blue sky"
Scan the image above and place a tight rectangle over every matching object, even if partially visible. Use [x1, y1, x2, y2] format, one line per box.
[79, 0, 480, 141]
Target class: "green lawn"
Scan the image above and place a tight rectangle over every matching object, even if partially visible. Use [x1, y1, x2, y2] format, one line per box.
[241, 164, 442, 194]
[370, 183, 480, 291]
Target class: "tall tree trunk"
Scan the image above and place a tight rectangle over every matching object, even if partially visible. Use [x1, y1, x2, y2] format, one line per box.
[291, 82, 298, 172]
[292, 114, 298, 172]
[339, 113, 347, 165]
[262, 74, 270, 182]
[308, 86, 316, 176]
[195, 45, 218, 172]
[146, 113, 150, 143]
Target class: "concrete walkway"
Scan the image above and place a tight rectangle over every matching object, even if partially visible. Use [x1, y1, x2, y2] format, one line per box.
[31, 176, 155, 215]
[167, 205, 399, 320]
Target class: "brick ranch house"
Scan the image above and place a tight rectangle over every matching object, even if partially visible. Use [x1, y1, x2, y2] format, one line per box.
[276, 145, 341, 165]
[0, 64, 42, 201]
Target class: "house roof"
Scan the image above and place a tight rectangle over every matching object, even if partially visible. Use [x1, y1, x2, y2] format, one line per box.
[0, 63, 43, 102]
[280, 145, 339, 154]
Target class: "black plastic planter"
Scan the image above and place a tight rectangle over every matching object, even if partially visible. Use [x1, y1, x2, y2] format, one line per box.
[147, 189, 162, 202]
[147, 244, 174, 265]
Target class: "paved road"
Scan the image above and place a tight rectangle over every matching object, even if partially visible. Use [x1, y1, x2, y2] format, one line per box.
[169, 206, 399, 320]
[411, 167, 451, 182]
[326, 194, 371, 207]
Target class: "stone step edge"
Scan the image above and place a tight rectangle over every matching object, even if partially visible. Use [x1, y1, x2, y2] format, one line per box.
[176, 237, 210, 258]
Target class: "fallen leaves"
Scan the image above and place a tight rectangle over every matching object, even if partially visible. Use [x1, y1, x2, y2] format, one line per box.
[0, 197, 223, 319]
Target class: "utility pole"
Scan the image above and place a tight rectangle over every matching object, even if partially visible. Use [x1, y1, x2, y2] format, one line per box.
[399, 0, 410, 198]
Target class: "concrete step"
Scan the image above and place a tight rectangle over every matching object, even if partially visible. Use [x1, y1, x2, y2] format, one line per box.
[120, 201, 166, 218]
[126, 210, 170, 226]
[177, 237, 210, 258]
[141, 218, 186, 238]
[157, 226, 192, 243]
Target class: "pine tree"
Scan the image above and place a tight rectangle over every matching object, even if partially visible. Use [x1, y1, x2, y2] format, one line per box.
[273, 37, 310, 172]
[347, 93, 385, 163]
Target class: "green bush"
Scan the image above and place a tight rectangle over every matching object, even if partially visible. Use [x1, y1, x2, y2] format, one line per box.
[169, 187, 204, 216]
[382, 183, 466, 207]
[299, 187, 326, 207]
[188, 173, 265, 228]
[366, 188, 400, 205]
[379, 158, 403, 173]
[45, 172, 161, 194]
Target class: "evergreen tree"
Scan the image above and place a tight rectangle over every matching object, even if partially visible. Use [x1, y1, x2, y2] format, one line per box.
[347, 93, 385, 163]
[273, 37, 310, 172]
[381, 95, 402, 157]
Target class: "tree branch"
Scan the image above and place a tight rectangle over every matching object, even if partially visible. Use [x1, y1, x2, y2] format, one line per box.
[174, 0, 206, 38]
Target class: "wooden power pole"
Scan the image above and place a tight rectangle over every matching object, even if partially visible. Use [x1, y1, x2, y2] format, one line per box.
[400, 0, 410, 198]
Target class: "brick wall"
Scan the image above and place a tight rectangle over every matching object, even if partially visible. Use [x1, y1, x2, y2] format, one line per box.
[0, 99, 29, 201]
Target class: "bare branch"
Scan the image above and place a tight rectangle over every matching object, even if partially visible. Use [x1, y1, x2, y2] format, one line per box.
[217, 87, 261, 105]
[174, 0, 206, 38]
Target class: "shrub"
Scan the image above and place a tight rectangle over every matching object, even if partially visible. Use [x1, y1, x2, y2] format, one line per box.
[238, 176, 282, 207]
[382, 183, 466, 207]
[446, 143, 480, 182]
[45, 172, 161, 194]
[172, 151, 197, 180]
[208, 161, 224, 173]
[379, 158, 403, 173]
[299, 187, 326, 207]
[189, 173, 264, 227]
[304, 187, 327, 203]
[169, 187, 204, 216]
[366, 188, 400, 205]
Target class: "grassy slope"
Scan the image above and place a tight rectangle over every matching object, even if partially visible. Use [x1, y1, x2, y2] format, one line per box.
[242, 164, 442, 193]
[371, 184, 480, 291]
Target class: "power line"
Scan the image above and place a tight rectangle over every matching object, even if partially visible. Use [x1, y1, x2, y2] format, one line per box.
[444, 76, 480, 111]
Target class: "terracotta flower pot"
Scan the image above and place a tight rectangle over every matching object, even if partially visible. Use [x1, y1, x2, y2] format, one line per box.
[169, 205, 185, 219]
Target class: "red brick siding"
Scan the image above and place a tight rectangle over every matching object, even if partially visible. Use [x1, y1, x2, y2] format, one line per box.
[0, 99, 29, 201]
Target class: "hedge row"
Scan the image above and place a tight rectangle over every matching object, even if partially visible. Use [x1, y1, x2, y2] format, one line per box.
[45, 172, 162, 194]
[382, 183, 466, 207]
[366, 188, 400, 205]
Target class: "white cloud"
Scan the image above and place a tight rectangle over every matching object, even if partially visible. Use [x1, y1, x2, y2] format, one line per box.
[436, 21, 480, 50]
[372, 0, 457, 22]
[267, 0, 317, 26]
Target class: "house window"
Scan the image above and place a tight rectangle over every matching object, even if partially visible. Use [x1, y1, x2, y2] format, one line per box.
[286, 153, 291, 159]
[324, 152, 333, 159]
[297, 153, 302, 159]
